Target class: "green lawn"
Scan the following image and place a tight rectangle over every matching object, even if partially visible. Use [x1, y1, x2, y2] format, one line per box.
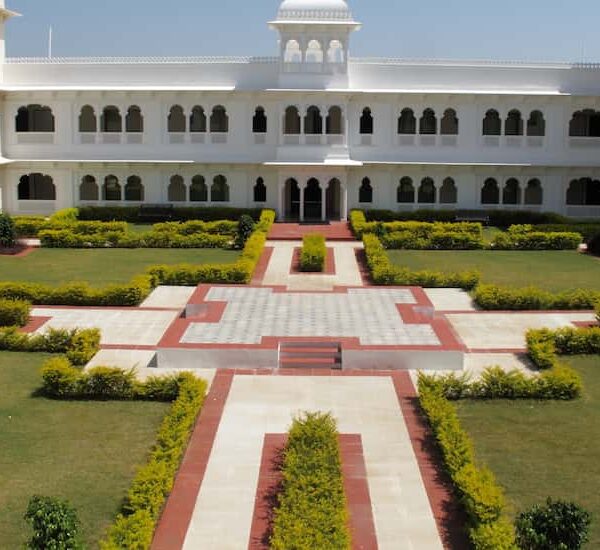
[387, 249, 600, 291]
[0, 352, 169, 548]
[0, 248, 239, 286]
[456, 356, 600, 548]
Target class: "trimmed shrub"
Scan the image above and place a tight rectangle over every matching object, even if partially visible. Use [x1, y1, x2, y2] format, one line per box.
[152, 219, 238, 236]
[473, 284, 600, 311]
[235, 215, 255, 248]
[0, 298, 31, 327]
[515, 498, 591, 550]
[78, 205, 262, 222]
[492, 227, 582, 250]
[300, 233, 326, 272]
[49, 208, 79, 223]
[536, 223, 600, 243]
[24, 495, 82, 550]
[0, 212, 17, 248]
[101, 373, 207, 549]
[270, 412, 350, 550]
[418, 383, 516, 549]
[363, 233, 480, 289]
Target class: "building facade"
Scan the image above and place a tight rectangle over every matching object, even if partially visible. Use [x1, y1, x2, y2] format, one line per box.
[1, 0, 600, 220]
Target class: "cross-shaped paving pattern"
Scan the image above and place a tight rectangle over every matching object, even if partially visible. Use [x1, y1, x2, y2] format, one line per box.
[180, 287, 441, 346]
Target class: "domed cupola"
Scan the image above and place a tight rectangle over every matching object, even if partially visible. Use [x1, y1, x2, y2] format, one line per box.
[270, 0, 360, 77]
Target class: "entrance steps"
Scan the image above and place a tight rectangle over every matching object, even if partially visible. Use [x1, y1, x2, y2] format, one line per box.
[278, 341, 342, 370]
[268, 221, 356, 241]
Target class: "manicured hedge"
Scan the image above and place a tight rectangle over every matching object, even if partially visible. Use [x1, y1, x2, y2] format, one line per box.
[78, 206, 262, 222]
[473, 284, 600, 311]
[300, 234, 326, 272]
[152, 220, 238, 236]
[99, 372, 207, 549]
[0, 327, 100, 366]
[39, 229, 231, 249]
[528, 327, 600, 358]
[536, 223, 600, 243]
[382, 229, 484, 250]
[0, 298, 31, 327]
[15, 218, 128, 237]
[0, 212, 17, 248]
[363, 233, 480, 289]
[270, 412, 350, 550]
[492, 225, 582, 250]
[364, 208, 567, 227]
[417, 382, 516, 549]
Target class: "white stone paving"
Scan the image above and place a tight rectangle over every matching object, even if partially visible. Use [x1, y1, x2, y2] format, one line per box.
[182, 375, 442, 550]
[140, 286, 196, 309]
[32, 307, 179, 346]
[424, 288, 478, 311]
[262, 240, 363, 290]
[447, 312, 597, 349]
[181, 286, 441, 346]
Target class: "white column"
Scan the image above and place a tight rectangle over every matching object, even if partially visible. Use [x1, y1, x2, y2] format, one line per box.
[299, 180, 307, 222]
[278, 181, 285, 220]
[341, 183, 348, 221]
[321, 181, 327, 221]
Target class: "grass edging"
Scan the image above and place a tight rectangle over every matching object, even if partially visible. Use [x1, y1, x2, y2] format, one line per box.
[270, 412, 350, 550]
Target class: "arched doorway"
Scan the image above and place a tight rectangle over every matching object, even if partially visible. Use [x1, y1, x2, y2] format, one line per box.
[284, 178, 300, 220]
[326, 178, 341, 220]
[304, 178, 322, 221]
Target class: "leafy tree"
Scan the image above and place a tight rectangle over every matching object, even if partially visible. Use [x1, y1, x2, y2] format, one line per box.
[24, 495, 83, 550]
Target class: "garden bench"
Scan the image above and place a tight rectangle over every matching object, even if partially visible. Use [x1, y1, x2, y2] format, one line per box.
[454, 210, 490, 225]
[138, 204, 175, 222]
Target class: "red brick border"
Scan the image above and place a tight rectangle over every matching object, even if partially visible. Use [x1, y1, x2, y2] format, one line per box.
[20, 316, 51, 334]
[151, 370, 234, 550]
[248, 433, 378, 550]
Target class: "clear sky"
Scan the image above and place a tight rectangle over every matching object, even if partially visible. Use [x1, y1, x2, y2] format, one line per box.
[5, 0, 600, 62]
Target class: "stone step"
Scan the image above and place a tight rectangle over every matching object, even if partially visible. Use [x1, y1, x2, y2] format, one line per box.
[279, 356, 342, 369]
[280, 347, 341, 357]
[279, 341, 340, 350]
[279, 341, 342, 370]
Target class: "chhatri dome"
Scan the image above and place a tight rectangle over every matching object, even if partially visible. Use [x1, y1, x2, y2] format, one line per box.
[275, 0, 356, 21]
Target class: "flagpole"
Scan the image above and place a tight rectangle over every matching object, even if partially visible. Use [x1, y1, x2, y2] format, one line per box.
[48, 26, 52, 58]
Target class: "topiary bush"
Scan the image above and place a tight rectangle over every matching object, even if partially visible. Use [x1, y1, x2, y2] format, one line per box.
[0, 212, 17, 248]
[236, 214, 255, 248]
[0, 298, 31, 327]
[300, 233, 326, 272]
[515, 498, 591, 550]
[24, 495, 83, 550]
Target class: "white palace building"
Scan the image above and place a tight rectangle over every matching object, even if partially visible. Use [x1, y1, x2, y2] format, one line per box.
[1, 0, 600, 220]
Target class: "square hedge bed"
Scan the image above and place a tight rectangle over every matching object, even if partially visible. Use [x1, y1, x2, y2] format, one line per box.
[456, 355, 600, 548]
[0, 248, 240, 286]
[387, 249, 600, 292]
[0, 351, 170, 548]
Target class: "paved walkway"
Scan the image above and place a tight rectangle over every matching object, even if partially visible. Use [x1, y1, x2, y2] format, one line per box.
[180, 373, 443, 550]
[261, 240, 363, 290]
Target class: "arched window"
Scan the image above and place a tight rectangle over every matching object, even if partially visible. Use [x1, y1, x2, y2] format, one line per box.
[18, 174, 56, 200]
[566, 178, 600, 205]
[440, 109, 459, 135]
[505, 110, 523, 136]
[103, 175, 121, 201]
[168, 105, 186, 133]
[168, 175, 187, 202]
[326, 106, 343, 134]
[79, 175, 99, 201]
[419, 109, 437, 135]
[253, 107, 267, 133]
[569, 110, 600, 137]
[304, 106, 323, 134]
[79, 106, 97, 133]
[398, 109, 416, 135]
[397, 177, 415, 203]
[210, 106, 228, 133]
[211, 175, 229, 202]
[16, 105, 55, 132]
[190, 175, 208, 202]
[125, 176, 144, 201]
[305, 40, 323, 63]
[359, 177, 373, 203]
[481, 178, 500, 204]
[253, 177, 267, 202]
[327, 40, 344, 63]
[503, 178, 521, 205]
[439, 177, 458, 204]
[527, 111, 545, 137]
[284, 40, 301, 63]
[482, 110, 501, 136]
[190, 106, 207, 133]
[101, 106, 122, 133]
[126, 106, 143, 133]
[284, 106, 301, 134]
[418, 177, 436, 203]
[360, 107, 373, 135]
[524, 179, 543, 205]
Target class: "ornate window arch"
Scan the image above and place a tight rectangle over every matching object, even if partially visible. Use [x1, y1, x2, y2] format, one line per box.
[397, 177, 415, 203]
[190, 106, 207, 133]
[505, 110, 523, 136]
[524, 179, 543, 205]
[284, 106, 301, 134]
[398, 108, 416, 135]
[326, 106, 343, 135]
[210, 106, 229, 133]
[79, 106, 97, 133]
[18, 173, 56, 200]
[16, 105, 55, 132]
[125, 175, 144, 201]
[168, 105, 186, 133]
[252, 107, 267, 134]
[527, 111, 545, 137]
[304, 106, 323, 135]
[481, 178, 500, 204]
[103, 175, 121, 201]
[190, 175, 208, 202]
[418, 177, 436, 204]
[482, 110, 501, 136]
[360, 107, 373, 135]
[419, 109, 437, 135]
[101, 106, 122, 133]
[439, 177, 458, 204]
[253, 177, 267, 202]
[440, 109, 458, 135]
[359, 177, 373, 203]
[503, 178, 521, 205]
[168, 175, 187, 202]
[211, 175, 230, 202]
[79, 175, 99, 201]
[126, 106, 143, 133]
